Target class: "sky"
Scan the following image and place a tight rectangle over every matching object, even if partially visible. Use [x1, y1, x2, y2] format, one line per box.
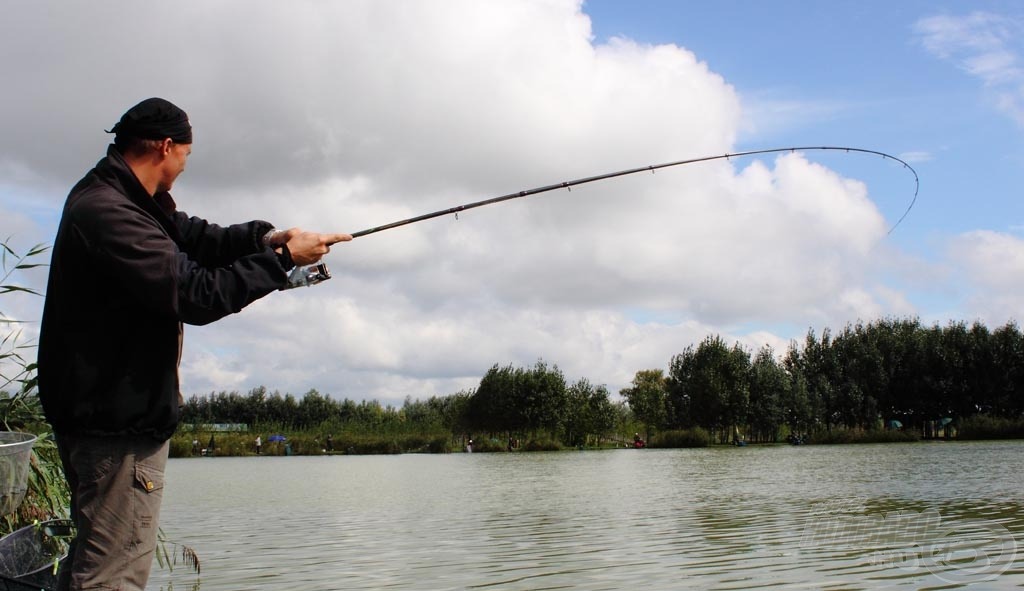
[2, 0, 1023, 407]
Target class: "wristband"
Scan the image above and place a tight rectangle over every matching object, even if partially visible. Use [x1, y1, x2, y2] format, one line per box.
[276, 244, 295, 271]
[262, 228, 283, 246]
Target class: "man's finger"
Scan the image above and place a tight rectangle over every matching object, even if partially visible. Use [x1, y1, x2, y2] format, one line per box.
[325, 233, 353, 245]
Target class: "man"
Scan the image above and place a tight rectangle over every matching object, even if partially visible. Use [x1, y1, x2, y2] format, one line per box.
[37, 97, 350, 591]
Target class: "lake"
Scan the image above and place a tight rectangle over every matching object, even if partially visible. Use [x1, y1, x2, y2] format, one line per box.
[147, 440, 1024, 590]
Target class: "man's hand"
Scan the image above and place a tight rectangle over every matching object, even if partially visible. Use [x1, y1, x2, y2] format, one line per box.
[285, 229, 352, 266]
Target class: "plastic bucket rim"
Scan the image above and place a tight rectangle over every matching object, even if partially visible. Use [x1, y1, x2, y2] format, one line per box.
[0, 432, 38, 457]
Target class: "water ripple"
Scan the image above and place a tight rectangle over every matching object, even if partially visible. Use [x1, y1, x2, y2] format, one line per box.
[149, 443, 1024, 590]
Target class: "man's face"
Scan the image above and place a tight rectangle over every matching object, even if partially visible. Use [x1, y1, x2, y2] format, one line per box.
[157, 141, 191, 193]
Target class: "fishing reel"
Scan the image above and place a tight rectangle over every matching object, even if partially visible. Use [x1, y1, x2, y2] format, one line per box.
[283, 261, 331, 289]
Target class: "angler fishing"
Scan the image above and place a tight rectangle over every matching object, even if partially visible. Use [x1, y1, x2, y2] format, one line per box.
[286, 146, 920, 288]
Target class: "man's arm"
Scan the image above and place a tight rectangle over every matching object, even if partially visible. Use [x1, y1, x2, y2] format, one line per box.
[76, 196, 349, 326]
[172, 211, 273, 267]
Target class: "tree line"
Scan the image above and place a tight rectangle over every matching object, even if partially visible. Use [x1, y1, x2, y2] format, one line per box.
[623, 318, 1024, 443]
[181, 317, 1024, 448]
[180, 360, 630, 449]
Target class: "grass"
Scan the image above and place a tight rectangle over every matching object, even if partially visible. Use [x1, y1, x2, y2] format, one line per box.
[648, 428, 711, 448]
[807, 428, 920, 445]
[169, 430, 455, 457]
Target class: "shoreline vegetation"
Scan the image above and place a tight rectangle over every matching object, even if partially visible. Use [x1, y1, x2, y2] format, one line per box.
[168, 416, 1024, 459]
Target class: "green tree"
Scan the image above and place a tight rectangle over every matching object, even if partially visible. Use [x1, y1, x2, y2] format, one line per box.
[620, 369, 667, 443]
[297, 388, 335, 428]
[666, 346, 697, 429]
[801, 328, 840, 431]
[667, 336, 751, 442]
[747, 346, 786, 442]
[517, 360, 568, 436]
[991, 322, 1024, 416]
[561, 379, 616, 446]
[722, 342, 751, 441]
[466, 363, 519, 434]
[588, 384, 617, 445]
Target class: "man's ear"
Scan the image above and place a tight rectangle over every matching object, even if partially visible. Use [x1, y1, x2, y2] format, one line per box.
[159, 138, 174, 156]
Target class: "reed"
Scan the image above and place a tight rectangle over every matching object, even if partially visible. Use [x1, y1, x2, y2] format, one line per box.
[169, 429, 455, 457]
[0, 241, 70, 536]
[649, 428, 711, 448]
[958, 415, 1024, 440]
[807, 428, 920, 445]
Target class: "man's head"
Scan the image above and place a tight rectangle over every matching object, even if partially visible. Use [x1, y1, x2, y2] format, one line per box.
[109, 98, 192, 149]
[109, 98, 193, 194]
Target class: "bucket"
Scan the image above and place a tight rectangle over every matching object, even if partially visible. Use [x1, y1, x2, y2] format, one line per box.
[0, 433, 38, 516]
[0, 520, 73, 591]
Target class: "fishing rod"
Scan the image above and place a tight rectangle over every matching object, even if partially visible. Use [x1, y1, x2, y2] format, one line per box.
[348, 146, 920, 239]
[291, 146, 918, 287]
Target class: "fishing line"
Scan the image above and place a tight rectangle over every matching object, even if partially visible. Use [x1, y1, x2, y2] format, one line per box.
[347, 146, 919, 240]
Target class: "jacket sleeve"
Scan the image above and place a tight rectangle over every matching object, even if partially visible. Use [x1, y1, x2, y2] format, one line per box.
[173, 248, 289, 325]
[71, 190, 289, 326]
[171, 210, 275, 267]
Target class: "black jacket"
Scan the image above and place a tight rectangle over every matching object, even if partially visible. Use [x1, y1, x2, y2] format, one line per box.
[38, 145, 291, 440]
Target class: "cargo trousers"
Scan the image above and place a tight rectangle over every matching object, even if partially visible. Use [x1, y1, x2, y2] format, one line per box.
[55, 434, 169, 591]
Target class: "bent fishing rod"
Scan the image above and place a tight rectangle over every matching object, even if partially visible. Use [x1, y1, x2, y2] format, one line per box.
[292, 146, 919, 287]
[348, 146, 919, 239]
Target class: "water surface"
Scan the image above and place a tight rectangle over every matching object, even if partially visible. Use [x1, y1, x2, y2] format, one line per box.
[148, 440, 1024, 590]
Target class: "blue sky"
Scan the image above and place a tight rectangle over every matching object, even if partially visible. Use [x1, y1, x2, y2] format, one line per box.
[2, 1, 1023, 404]
[587, 0, 1024, 328]
[586, 0, 1024, 234]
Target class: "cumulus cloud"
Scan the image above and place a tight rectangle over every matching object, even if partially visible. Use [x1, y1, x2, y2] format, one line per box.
[948, 230, 1024, 326]
[0, 0, 917, 404]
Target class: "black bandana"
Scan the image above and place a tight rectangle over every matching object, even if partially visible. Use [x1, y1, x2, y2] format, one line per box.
[107, 97, 192, 143]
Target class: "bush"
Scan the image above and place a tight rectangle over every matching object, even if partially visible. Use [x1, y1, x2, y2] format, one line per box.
[168, 436, 194, 458]
[403, 434, 452, 454]
[959, 415, 1024, 440]
[168, 429, 455, 457]
[807, 428, 919, 445]
[649, 428, 710, 448]
[467, 437, 508, 453]
[520, 438, 562, 452]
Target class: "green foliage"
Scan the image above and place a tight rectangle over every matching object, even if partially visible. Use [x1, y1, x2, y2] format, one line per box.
[958, 414, 1024, 440]
[666, 336, 751, 443]
[0, 240, 69, 536]
[468, 437, 511, 453]
[644, 318, 1024, 443]
[176, 316, 1024, 453]
[463, 360, 570, 437]
[747, 346, 786, 442]
[649, 428, 710, 448]
[620, 369, 667, 442]
[520, 437, 563, 452]
[562, 379, 616, 447]
[806, 428, 920, 445]
[169, 428, 454, 457]
[0, 239, 199, 577]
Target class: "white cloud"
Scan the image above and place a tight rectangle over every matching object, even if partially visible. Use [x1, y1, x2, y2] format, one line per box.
[0, 0, 921, 404]
[948, 230, 1024, 326]
[738, 92, 852, 138]
[915, 12, 1024, 126]
[897, 151, 933, 164]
